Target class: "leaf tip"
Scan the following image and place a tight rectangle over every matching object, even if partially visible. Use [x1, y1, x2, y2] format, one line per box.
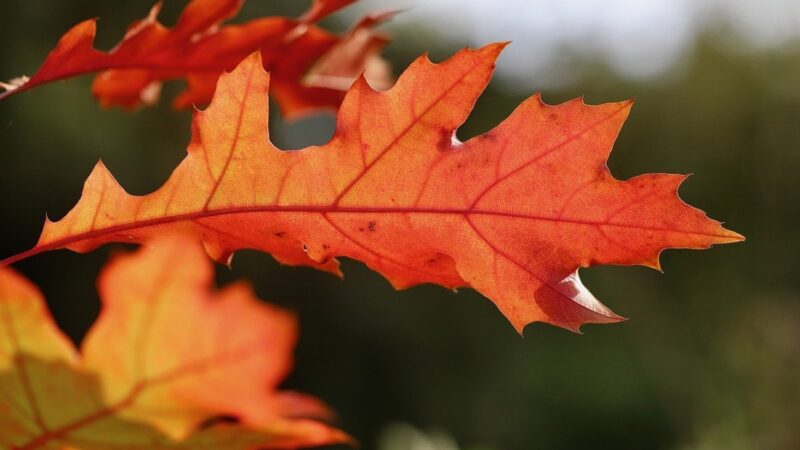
[74, 18, 99, 39]
[86, 159, 121, 190]
[613, 98, 635, 118]
[230, 51, 266, 77]
[722, 228, 746, 243]
[674, 173, 746, 245]
[568, 314, 629, 335]
[476, 41, 510, 63]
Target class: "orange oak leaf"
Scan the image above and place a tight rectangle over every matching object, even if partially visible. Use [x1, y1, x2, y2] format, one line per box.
[1, 44, 743, 333]
[0, 0, 391, 119]
[272, 11, 394, 118]
[0, 235, 349, 449]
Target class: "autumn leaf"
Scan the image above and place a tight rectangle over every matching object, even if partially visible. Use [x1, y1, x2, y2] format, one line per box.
[1, 44, 743, 333]
[0, 0, 391, 119]
[0, 235, 349, 449]
[274, 11, 394, 118]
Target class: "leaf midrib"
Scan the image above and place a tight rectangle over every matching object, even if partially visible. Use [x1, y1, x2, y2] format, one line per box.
[0, 204, 736, 267]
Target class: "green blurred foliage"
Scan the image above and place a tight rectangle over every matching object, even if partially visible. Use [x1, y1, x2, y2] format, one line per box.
[0, 2, 797, 450]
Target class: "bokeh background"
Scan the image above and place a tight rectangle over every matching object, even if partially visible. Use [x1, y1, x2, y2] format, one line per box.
[1, 1, 798, 449]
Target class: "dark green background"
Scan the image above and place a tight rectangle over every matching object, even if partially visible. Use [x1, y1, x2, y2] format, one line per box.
[0, 2, 797, 449]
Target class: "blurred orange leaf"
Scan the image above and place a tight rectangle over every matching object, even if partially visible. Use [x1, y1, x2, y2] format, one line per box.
[1, 44, 742, 333]
[0, 0, 391, 119]
[0, 235, 348, 449]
